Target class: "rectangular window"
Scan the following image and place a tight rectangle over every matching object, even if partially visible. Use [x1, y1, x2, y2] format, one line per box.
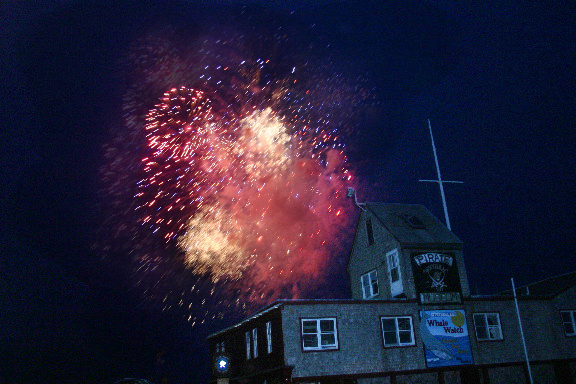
[386, 249, 403, 297]
[216, 341, 225, 353]
[561, 311, 576, 336]
[361, 270, 379, 298]
[245, 331, 251, 359]
[301, 318, 338, 351]
[252, 328, 258, 358]
[366, 218, 374, 245]
[473, 313, 503, 341]
[387, 251, 400, 282]
[381, 316, 415, 347]
[266, 321, 273, 353]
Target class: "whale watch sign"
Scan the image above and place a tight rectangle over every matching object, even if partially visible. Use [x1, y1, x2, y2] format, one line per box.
[420, 310, 474, 368]
[411, 252, 462, 304]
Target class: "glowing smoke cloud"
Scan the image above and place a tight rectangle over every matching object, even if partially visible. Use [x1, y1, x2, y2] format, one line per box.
[99, 24, 373, 324]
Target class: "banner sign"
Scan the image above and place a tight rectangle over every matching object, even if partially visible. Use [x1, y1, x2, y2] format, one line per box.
[411, 252, 462, 304]
[420, 310, 473, 368]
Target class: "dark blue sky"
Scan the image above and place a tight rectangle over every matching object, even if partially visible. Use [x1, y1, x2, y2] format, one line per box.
[2, 1, 575, 383]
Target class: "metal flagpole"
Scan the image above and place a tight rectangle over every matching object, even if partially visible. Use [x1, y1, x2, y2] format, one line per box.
[511, 277, 534, 384]
[419, 119, 463, 231]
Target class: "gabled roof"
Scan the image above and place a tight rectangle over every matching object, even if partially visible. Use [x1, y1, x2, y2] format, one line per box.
[499, 271, 576, 297]
[364, 203, 462, 246]
[207, 302, 283, 339]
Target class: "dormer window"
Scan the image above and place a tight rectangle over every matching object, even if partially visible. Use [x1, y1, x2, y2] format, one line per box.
[366, 218, 374, 245]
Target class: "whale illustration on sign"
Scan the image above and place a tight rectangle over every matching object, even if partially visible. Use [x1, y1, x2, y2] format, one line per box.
[419, 310, 473, 367]
[419, 312, 458, 361]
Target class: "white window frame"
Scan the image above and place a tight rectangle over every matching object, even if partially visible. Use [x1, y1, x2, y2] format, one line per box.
[386, 249, 403, 297]
[561, 310, 576, 336]
[473, 313, 503, 341]
[301, 318, 338, 351]
[245, 331, 251, 359]
[252, 328, 258, 358]
[380, 316, 415, 347]
[266, 321, 273, 353]
[361, 270, 379, 298]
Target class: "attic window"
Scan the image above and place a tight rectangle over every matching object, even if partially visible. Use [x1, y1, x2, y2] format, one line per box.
[366, 218, 375, 245]
[402, 215, 426, 229]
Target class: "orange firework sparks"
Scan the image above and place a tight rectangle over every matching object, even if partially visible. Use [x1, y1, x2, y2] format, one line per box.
[98, 26, 373, 325]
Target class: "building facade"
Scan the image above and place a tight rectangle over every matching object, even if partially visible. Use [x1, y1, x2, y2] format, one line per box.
[208, 203, 576, 384]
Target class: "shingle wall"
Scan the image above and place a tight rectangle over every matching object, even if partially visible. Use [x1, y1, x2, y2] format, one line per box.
[488, 365, 525, 383]
[397, 371, 438, 384]
[348, 209, 470, 302]
[357, 376, 391, 384]
[348, 210, 401, 300]
[280, 295, 575, 382]
[281, 302, 425, 378]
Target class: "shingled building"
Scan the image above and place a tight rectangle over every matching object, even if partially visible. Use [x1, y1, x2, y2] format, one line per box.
[208, 203, 576, 384]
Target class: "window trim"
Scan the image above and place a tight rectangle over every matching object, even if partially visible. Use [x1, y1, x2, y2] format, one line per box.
[361, 269, 379, 299]
[380, 315, 416, 348]
[386, 249, 401, 283]
[473, 312, 504, 341]
[560, 310, 576, 337]
[386, 248, 403, 297]
[252, 328, 258, 358]
[245, 331, 252, 359]
[266, 321, 273, 354]
[300, 317, 339, 352]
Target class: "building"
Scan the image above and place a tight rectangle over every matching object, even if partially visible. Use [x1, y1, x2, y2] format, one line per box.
[208, 203, 576, 384]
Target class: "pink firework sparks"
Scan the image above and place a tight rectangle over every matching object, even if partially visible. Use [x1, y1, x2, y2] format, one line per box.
[98, 26, 372, 324]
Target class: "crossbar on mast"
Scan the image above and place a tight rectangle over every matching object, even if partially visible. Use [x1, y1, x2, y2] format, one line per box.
[419, 119, 463, 231]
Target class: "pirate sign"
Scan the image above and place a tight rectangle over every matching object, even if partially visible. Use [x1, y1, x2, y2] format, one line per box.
[412, 252, 462, 304]
[424, 263, 448, 291]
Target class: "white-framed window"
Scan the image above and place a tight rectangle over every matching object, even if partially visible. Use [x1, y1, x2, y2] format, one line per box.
[245, 331, 251, 359]
[301, 318, 338, 351]
[215, 341, 225, 353]
[266, 321, 273, 353]
[381, 316, 415, 347]
[473, 313, 503, 340]
[361, 270, 379, 298]
[387, 250, 400, 282]
[561, 311, 576, 336]
[386, 249, 403, 297]
[252, 328, 258, 358]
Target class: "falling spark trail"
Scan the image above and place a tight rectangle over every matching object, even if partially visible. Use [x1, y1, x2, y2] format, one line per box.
[97, 23, 375, 324]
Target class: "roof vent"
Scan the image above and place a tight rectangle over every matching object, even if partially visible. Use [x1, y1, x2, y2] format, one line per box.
[402, 214, 426, 229]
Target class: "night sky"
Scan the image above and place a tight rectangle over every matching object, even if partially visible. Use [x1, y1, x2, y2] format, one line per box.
[2, 1, 576, 383]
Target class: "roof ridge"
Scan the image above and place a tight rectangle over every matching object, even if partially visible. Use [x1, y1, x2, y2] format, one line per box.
[520, 270, 576, 288]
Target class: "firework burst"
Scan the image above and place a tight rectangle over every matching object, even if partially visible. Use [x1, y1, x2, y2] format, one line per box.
[98, 23, 373, 325]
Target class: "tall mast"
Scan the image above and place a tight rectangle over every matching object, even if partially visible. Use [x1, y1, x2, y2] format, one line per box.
[419, 119, 463, 231]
